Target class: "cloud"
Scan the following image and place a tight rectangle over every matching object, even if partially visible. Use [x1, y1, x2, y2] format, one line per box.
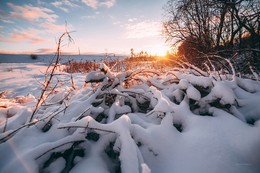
[125, 20, 162, 39]
[81, 0, 98, 8]
[53, 5, 69, 12]
[0, 22, 70, 46]
[82, 15, 97, 19]
[39, 23, 66, 33]
[4, 3, 69, 36]
[7, 3, 58, 23]
[0, 28, 49, 44]
[128, 18, 137, 22]
[99, 0, 116, 8]
[51, 0, 79, 12]
[36, 48, 55, 54]
[11, 32, 47, 44]
[81, 0, 116, 9]
[0, 10, 14, 23]
[0, 19, 14, 24]
[113, 21, 121, 25]
[0, 2, 76, 54]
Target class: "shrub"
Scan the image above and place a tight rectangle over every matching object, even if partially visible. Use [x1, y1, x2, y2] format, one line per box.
[30, 54, 38, 60]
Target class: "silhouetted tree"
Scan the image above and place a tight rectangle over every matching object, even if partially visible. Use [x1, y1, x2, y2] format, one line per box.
[163, 0, 260, 70]
[130, 48, 135, 58]
[163, 0, 260, 53]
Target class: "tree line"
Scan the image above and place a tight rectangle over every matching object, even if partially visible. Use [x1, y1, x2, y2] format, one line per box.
[163, 0, 260, 70]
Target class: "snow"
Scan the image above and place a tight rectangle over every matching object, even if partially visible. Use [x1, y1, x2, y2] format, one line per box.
[0, 59, 260, 173]
[85, 71, 106, 83]
[201, 80, 236, 105]
[186, 84, 201, 101]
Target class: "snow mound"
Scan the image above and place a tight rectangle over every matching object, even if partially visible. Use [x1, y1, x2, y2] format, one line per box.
[0, 64, 260, 173]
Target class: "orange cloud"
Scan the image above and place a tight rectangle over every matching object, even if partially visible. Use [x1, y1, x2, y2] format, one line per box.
[10, 32, 48, 44]
[7, 3, 58, 23]
[2, 3, 69, 43]
[39, 23, 66, 33]
[0, 28, 48, 44]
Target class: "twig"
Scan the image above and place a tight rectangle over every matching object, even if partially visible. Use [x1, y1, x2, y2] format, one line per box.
[3, 115, 8, 133]
[180, 60, 209, 77]
[29, 31, 73, 123]
[74, 106, 92, 121]
[58, 125, 116, 134]
[35, 140, 84, 160]
[41, 91, 71, 107]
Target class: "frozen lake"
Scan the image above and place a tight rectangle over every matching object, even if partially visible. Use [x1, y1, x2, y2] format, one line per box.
[0, 54, 125, 64]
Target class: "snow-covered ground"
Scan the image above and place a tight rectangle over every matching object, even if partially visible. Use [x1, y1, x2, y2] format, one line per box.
[0, 63, 85, 97]
[0, 61, 260, 173]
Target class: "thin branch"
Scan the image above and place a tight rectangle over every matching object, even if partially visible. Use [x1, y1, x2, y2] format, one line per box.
[58, 125, 116, 134]
[35, 140, 84, 160]
[0, 106, 67, 144]
[29, 31, 73, 123]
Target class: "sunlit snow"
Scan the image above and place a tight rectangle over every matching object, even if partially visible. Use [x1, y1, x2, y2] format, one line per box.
[0, 59, 260, 173]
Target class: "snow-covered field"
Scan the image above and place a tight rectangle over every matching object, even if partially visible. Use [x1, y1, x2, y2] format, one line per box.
[0, 60, 260, 173]
[0, 54, 124, 63]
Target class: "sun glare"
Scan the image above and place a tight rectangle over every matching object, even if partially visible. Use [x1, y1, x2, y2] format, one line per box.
[149, 45, 169, 57]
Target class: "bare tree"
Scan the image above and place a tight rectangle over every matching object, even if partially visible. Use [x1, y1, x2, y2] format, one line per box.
[163, 0, 260, 52]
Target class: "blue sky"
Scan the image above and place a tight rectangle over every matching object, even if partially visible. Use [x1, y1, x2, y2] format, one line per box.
[0, 0, 169, 55]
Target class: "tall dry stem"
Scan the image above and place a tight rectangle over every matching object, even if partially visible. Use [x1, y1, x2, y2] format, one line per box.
[28, 31, 73, 123]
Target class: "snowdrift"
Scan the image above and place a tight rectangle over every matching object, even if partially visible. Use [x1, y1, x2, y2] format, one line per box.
[0, 63, 260, 173]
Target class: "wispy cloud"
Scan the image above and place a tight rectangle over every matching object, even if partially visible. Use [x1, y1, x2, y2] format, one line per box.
[113, 21, 121, 25]
[11, 32, 47, 44]
[36, 48, 55, 54]
[125, 20, 162, 39]
[39, 23, 66, 33]
[81, 0, 98, 9]
[81, 11, 101, 19]
[7, 3, 58, 23]
[81, 0, 116, 9]
[2, 3, 69, 44]
[99, 0, 116, 8]
[128, 18, 137, 22]
[51, 0, 79, 12]
[0, 9, 14, 24]
[0, 19, 14, 24]
[82, 15, 97, 19]
[1, 28, 48, 44]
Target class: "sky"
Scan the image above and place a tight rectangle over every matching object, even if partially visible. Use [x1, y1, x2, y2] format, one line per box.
[0, 0, 170, 55]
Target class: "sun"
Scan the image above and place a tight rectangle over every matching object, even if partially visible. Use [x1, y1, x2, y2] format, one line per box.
[149, 44, 169, 57]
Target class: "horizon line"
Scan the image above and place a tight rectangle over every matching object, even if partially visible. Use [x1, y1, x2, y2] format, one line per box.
[0, 51, 128, 56]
